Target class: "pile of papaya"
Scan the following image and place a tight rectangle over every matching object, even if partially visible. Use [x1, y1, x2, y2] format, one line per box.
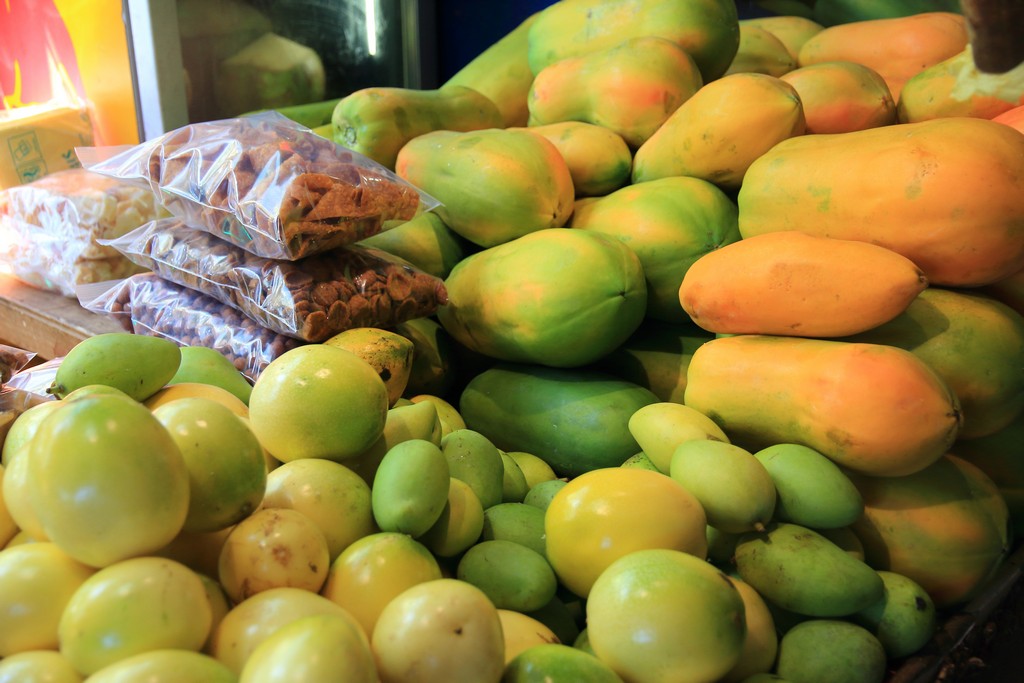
[325, 0, 1024, 680]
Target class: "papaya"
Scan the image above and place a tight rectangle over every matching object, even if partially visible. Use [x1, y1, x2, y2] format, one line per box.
[437, 229, 646, 369]
[569, 176, 741, 324]
[395, 128, 574, 248]
[842, 287, 1024, 440]
[683, 335, 962, 477]
[515, 122, 632, 198]
[737, 117, 1024, 287]
[850, 455, 1010, 609]
[358, 212, 471, 280]
[331, 85, 503, 169]
[594, 319, 714, 405]
[723, 25, 796, 78]
[631, 73, 805, 190]
[780, 61, 897, 133]
[739, 15, 824, 63]
[813, 0, 962, 26]
[679, 231, 928, 337]
[992, 104, 1024, 134]
[459, 363, 659, 477]
[443, 11, 540, 128]
[797, 12, 968, 99]
[981, 266, 1024, 317]
[527, 36, 703, 149]
[527, 0, 739, 82]
[896, 46, 1024, 123]
[953, 414, 1024, 538]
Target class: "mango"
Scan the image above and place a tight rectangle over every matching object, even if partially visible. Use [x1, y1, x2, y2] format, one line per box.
[438, 229, 646, 368]
[370, 439, 450, 538]
[344, 400, 443, 486]
[527, 36, 703, 148]
[48, 333, 181, 402]
[358, 212, 471, 280]
[775, 620, 887, 683]
[632, 73, 805, 190]
[850, 571, 937, 659]
[440, 429, 505, 511]
[396, 128, 574, 248]
[527, 0, 740, 83]
[739, 15, 824, 62]
[719, 576, 779, 683]
[169, 346, 252, 406]
[481, 502, 547, 558]
[459, 363, 658, 478]
[754, 444, 864, 530]
[331, 85, 502, 169]
[324, 327, 416, 408]
[393, 317, 457, 399]
[684, 335, 961, 477]
[628, 401, 730, 475]
[419, 478, 485, 558]
[503, 643, 622, 683]
[735, 523, 884, 617]
[457, 540, 557, 612]
[516, 122, 632, 198]
[850, 454, 1010, 608]
[780, 61, 897, 133]
[723, 25, 796, 77]
[570, 176, 740, 324]
[843, 287, 1024, 439]
[500, 452, 530, 503]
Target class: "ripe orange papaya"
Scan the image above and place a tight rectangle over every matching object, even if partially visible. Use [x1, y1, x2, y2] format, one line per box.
[679, 231, 927, 337]
[992, 105, 1024, 133]
[780, 61, 896, 133]
[850, 455, 1009, 609]
[684, 335, 962, 477]
[737, 117, 1024, 287]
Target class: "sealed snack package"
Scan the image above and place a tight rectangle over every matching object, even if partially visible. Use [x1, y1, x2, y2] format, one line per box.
[78, 112, 439, 260]
[102, 217, 449, 342]
[0, 343, 37, 389]
[0, 169, 160, 296]
[79, 273, 303, 381]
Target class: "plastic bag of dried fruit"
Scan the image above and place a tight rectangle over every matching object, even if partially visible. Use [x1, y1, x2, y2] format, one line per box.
[77, 111, 440, 261]
[100, 217, 449, 342]
[77, 273, 304, 382]
[0, 343, 37, 389]
[0, 169, 160, 296]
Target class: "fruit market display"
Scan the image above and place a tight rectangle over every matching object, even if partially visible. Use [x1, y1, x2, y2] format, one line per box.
[2, 0, 1024, 682]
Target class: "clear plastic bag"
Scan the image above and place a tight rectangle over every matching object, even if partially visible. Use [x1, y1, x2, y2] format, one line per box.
[78, 273, 303, 382]
[78, 112, 439, 261]
[0, 169, 160, 296]
[0, 343, 37, 389]
[101, 217, 449, 342]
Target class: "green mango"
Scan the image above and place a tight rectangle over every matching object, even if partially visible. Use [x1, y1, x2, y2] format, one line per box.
[735, 522, 885, 617]
[438, 229, 647, 368]
[570, 176, 740, 323]
[169, 346, 252, 406]
[359, 212, 471, 280]
[753, 443, 864, 529]
[503, 643, 623, 683]
[345, 400, 442, 486]
[460, 363, 659, 478]
[850, 570, 937, 659]
[48, 333, 181, 402]
[482, 502, 547, 558]
[371, 439, 450, 538]
[620, 452, 660, 471]
[525, 597, 582, 647]
[527, 0, 740, 83]
[499, 452, 531, 504]
[523, 479, 568, 512]
[775, 620, 887, 683]
[396, 129, 575, 248]
[441, 429, 505, 511]
[457, 539, 557, 612]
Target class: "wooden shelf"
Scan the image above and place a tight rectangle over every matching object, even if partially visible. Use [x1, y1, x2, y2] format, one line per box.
[0, 273, 123, 360]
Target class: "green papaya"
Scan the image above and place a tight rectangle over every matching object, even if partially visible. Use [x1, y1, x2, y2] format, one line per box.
[438, 229, 646, 368]
[723, 25, 796, 77]
[459, 363, 659, 477]
[396, 128, 575, 248]
[569, 176, 740, 323]
[527, 0, 740, 83]
[331, 85, 503, 169]
[358, 212, 471, 280]
[739, 16, 824, 63]
[953, 413, 1024, 538]
[813, 0, 961, 27]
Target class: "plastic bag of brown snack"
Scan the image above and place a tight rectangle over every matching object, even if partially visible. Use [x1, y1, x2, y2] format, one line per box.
[77, 112, 439, 261]
[101, 217, 449, 342]
[77, 273, 303, 381]
[0, 343, 37, 389]
[0, 169, 159, 296]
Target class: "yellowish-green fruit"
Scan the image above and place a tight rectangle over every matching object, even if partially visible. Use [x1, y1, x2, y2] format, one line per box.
[628, 402, 729, 474]
[153, 397, 266, 533]
[26, 395, 189, 567]
[58, 557, 212, 675]
[523, 479, 568, 512]
[1, 401, 64, 466]
[239, 613, 377, 683]
[344, 399, 443, 486]
[86, 650, 236, 683]
[218, 508, 330, 603]
[144, 382, 249, 418]
[819, 526, 866, 562]
[850, 571, 937, 659]
[61, 384, 133, 402]
[371, 439, 450, 537]
[503, 643, 623, 682]
[359, 212, 470, 280]
[2, 452, 48, 542]
[248, 345, 388, 463]
[0, 542, 95, 656]
[441, 429, 506, 511]
[482, 502, 547, 557]
[497, 610, 561, 664]
[262, 458, 376, 561]
[735, 523, 884, 617]
[527, 596, 582, 647]
[500, 451, 531, 503]
[0, 650, 83, 682]
[371, 579, 505, 683]
[670, 440, 777, 533]
[419, 478, 485, 558]
[321, 532, 443, 638]
[754, 443, 864, 529]
[723, 25, 796, 77]
[394, 317, 457, 398]
[706, 525, 740, 567]
[775, 620, 887, 683]
[739, 15, 824, 62]
[0, 465, 15, 548]
[169, 345, 253, 405]
[323, 327, 415, 408]
[587, 548, 746, 683]
[621, 452, 660, 470]
[457, 539, 557, 612]
[516, 121, 632, 197]
[719, 576, 779, 683]
[409, 394, 466, 438]
[47, 333, 181, 401]
[505, 451, 557, 489]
